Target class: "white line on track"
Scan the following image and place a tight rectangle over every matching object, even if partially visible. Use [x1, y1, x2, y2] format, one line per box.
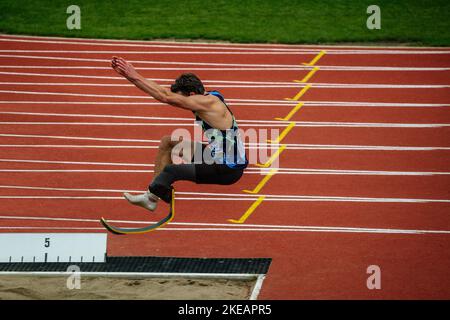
[0, 143, 448, 151]
[0, 133, 161, 143]
[1, 92, 450, 108]
[2, 69, 450, 88]
[8, 69, 425, 89]
[0, 122, 197, 127]
[0, 89, 156, 99]
[0, 37, 322, 51]
[1, 90, 450, 108]
[0, 158, 449, 176]
[0, 121, 449, 129]
[2, 33, 450, 49]
[0, 185, 449, 203]
[2, 49, 450, 55]
[1, 54, 450, 70]
[0, 54, 305, 68]
[1, 35, 450, 53]
[0, 49, 316, 55]
[1, 226, 449, 235]
[0, 168, 449, 176]
[1, 81, 449, 89]
[2, 66, 450, 75]
[1, 112, 449, 127]
[0, 70, 125, 79]
[0, 169, 155, 173]
[2, 196, 449, 203]
[0, 158, 154, 167]
[7, 73, 444, 90]
[0, 144, 157, 149]
[0, 215, 449, 235]
[1, 101, 449, 107]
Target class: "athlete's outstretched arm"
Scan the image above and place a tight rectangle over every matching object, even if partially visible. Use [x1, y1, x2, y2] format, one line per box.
[111, 56, 210, 111]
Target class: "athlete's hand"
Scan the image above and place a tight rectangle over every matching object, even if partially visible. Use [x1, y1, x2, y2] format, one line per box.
[111, 56, 140, 81]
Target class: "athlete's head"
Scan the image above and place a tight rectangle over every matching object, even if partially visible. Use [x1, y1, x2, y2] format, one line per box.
[170, 73, 205, 96]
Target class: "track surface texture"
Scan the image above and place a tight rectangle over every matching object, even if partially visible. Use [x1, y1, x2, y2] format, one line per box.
[0, 34, 449, 299]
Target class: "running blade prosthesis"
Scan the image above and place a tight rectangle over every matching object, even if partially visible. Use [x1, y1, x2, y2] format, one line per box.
[100, 189, 175, 235]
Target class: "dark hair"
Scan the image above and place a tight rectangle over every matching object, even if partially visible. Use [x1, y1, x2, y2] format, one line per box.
[170, 73, 205, 95]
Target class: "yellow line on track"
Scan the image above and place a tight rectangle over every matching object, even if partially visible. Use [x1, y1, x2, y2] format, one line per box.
[295, 66, 319, 83]
[275, 102, 304, 121]
[302, 50, 326, 66]
[228, 195, 266, 224]
[284, 84, 311, 101]
[243, 168, 278, 194]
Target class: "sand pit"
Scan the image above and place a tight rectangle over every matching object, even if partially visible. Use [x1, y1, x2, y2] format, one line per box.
[0, 275, 255, 300]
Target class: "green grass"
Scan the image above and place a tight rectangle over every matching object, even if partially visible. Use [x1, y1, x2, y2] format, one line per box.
[0, 0, 449, 45]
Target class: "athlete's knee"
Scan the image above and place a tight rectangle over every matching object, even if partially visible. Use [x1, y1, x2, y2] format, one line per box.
[162, 163, 176, 174]
[159, 135, 174, 152]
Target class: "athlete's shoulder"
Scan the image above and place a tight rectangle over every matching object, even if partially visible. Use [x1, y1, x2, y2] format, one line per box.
[207, 90, 226, 102]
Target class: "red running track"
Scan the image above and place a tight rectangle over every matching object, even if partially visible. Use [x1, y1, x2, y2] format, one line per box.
[0, 34, 450, 299]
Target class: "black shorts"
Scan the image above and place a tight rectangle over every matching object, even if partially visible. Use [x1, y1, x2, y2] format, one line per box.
[192, 143, 244, 185]
[149, 143, 245, 203]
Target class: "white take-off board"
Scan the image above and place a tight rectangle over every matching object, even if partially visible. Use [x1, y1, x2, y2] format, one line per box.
[0, 233, 107, 263]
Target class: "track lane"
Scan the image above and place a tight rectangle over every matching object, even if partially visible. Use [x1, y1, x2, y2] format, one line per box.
[0, 35, 449, 299]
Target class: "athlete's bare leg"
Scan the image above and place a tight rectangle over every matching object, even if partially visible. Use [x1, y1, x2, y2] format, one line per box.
[124, 135, 195, 212]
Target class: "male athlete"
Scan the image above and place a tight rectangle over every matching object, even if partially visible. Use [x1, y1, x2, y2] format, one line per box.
[111, 56, 248, 212]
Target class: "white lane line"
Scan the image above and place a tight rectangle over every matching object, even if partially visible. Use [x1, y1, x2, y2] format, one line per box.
[1, 54, 450, 70]
[1, 101, 449, 107]
[1, 121, 448, 128]
[2, 69, 450, 89]
[0, 70, 125, 79]
[0, 168, 449, 176]
[1, 195, 449, 203]
[0, 170, 155, 173]
[0, 143, 448, 151]
[0, 215, 448, 234]
[0, 89, 155, 99]
[0, 185, 449, 203]
[0, 158, 154, 167]
[0, 122, 281, 129]
[3, 33, 450, 50]
[2, 225, 449, 234]
[5, 167, 428, 176]
[13, 70, 445, 89]
[255, 168, 450, 175]
[2, 133, 447, 146]
[0, 122, 196, 126]
[1, 158, 449, 176]
[2, 66, 450, 73]
[1, 81, 449, 89]
[0, 144, 157, 149]
[0, 49, 316, 55]
[1, 93, 449, 107]
[1, 36, 450, 54]
[0, 37, 322, 51]
[0, 133, 161, 143]
[0, 101, 295, 106]
[0, 55, 304, 68]
[1, 76, 438, 91]
[1, 112, 449, 127]
[0, 81, 302, 89]
[0, 223, 449, 235]
[0, 111, 214, 121]
[2, 49, 450, 55]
